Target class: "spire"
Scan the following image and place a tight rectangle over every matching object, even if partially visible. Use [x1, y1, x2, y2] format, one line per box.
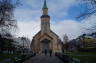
[43, 0, 47, 9]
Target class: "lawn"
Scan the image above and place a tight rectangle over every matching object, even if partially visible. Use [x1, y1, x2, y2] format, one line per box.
[65, 52, 96, 63]
[0, 53, 21, 61]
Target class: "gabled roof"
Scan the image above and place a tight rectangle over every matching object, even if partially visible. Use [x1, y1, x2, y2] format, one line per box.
[33, 31, 41, 38]
[38, 33, 53, 40]
[50, 30, 59, 38]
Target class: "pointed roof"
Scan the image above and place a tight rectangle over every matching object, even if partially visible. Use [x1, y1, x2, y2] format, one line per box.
[43, 0, 48, 9]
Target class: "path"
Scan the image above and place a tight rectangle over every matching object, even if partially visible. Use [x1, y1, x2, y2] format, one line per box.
[23, 54, 64, 63]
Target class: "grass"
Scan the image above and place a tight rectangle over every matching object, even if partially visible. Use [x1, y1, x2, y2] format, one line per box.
[0, 53, 21, 61]
[65, 52, 96, 63]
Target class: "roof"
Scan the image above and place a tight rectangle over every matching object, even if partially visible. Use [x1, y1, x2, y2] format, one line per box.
[38, 33, 53, 40]
[41, 15, 50, 18]
[43, 0, 48, 9]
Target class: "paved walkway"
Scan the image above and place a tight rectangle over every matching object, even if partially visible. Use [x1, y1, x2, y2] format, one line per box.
[23, 54, 64, 63]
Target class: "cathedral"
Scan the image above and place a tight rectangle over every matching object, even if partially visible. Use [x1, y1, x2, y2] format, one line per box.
[31, 0, 62, 53]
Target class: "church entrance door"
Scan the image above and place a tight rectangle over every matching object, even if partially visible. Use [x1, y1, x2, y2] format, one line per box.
[41, 39, 50, 53]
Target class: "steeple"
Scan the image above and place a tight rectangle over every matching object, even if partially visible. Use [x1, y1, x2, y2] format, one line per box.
[43, 0, 47, 9]
[42, 0, 48, 15]
[41, 0, 50, 33]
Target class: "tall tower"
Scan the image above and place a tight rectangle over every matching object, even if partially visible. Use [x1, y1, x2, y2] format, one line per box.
[31, 0, 62, 53]
[41, 0, 50, 34]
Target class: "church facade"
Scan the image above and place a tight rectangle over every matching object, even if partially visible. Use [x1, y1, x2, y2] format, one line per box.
[31, 0, 62, 53]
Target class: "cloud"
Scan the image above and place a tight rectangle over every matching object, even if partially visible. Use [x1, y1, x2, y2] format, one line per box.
[14, 0, 77, 22]
[51, 20, 82, 40]
[15, 0, 96, 41]
[17, 19, 40, 40]
[48, 0, 77, 20]
[24, 0, 76, 10]
[14, 9, 41, 21]
[17, 19, 83, 40]
[80, 15, 96, 33]
[17, 15, 96, 40]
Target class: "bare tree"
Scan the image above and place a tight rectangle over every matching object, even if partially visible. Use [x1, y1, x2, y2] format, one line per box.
[78, 0, 96, 18]
[76, 0, 96, 32]
[0, 0, 21, 53]
[21, 37, 31, 54]
[0, 0, 21, 34]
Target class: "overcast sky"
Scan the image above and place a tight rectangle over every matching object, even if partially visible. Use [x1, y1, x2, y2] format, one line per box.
[14, 0, 96, 40]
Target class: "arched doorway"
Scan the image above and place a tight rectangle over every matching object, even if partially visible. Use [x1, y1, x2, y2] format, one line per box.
[41, 39, 50, 53]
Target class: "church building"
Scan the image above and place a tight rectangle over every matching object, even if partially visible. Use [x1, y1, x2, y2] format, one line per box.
[31, 0, 62, 53]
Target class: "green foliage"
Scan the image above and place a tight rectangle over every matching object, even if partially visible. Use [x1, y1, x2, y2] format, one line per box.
[0, 53, 19, 61]
[0, 35, 15, 52]
[65, 52, 96, 63]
